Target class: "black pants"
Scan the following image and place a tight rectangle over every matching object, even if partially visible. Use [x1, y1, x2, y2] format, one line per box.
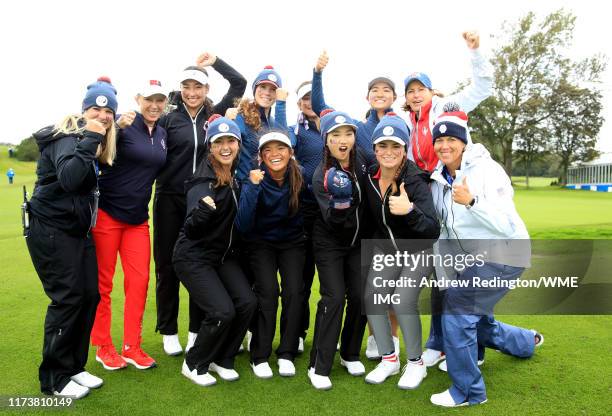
[309, 232, 366, 376]
[248, 238, 305, 364]
[174, 257, 257, 372]
[26, 218, 100, 394]
[300, 202, 318, 340]
[153, 193, 203, 334]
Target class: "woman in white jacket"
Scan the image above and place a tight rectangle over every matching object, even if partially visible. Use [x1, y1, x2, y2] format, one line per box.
[428, 107, 543, 407]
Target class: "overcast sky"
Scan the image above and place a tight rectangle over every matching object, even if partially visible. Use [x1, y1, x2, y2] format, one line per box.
[1, 0, 610, 152]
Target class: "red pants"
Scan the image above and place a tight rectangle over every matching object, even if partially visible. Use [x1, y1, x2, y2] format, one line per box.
[91, 209, 151, 347]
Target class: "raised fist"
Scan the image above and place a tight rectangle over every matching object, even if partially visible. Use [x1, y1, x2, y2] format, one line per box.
[196, 51, 217, 67]
[85, 118, 107, 135]
[276, 88, 289, 101]
[225, 107, 238, 120]
[462, 31, 480, 49]
[249, 169, 265, 185]
[117, 111, 137, 129]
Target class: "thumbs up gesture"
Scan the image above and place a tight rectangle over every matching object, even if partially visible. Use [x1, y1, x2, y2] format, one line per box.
[389, 182, 413, 215]
[452, 176, 474, 206]
[315, 50, 329, 73]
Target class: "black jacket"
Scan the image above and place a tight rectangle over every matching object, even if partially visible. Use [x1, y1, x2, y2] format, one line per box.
[172, 159, 240, 266]
[364, 160, 440, 252]
[312, 149, 373, 248]
[29, 125, 102, 237]
[156, 58, 247, 195]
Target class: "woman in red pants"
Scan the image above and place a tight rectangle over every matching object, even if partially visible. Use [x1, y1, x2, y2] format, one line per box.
[91, 80, 168, 370]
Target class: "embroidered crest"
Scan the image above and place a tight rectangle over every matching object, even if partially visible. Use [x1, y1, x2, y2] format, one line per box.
[96, 96, 108, 107]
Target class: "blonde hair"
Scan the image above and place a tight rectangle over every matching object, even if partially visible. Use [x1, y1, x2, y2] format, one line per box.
[54, 114, 117, 165]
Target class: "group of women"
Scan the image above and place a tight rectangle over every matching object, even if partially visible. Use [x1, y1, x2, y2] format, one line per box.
[26, 32, 543, 407]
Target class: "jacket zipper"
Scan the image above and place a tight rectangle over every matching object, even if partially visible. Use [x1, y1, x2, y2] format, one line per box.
[414, 110, 427, 170]
[350, 174, 361, 246]
[184, 104, 205, 174]
[221, 187, 239, 264]
[368, 175, 399, 251]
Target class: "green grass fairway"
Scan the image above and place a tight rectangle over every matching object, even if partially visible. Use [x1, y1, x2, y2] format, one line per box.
[0, 146, 611, 415]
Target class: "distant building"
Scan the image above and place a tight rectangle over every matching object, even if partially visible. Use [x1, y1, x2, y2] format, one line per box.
[567, 153, 612, 192]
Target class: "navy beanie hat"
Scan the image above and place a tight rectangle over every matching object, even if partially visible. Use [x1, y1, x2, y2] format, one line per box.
[252, 66, 282, 93]
[205, 114, 241, 144]
[432, 110, 469, 144]
[319, 109, 357, 138]
[82, 76, 118, 114]
[371, 112, 409, 148]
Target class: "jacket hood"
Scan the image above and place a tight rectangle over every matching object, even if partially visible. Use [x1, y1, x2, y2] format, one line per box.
[460, 143, 492, 171]
[32, 125, 78, 151]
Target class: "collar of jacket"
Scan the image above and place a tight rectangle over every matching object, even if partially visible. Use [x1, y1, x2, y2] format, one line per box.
[369, 158, 427, 181]
[409, 99, 433, 124]
[133, 112, 160, 134]
[258, 105, 271, 127]
[368, 107, 395, 123]
[294, 112, 319, 135]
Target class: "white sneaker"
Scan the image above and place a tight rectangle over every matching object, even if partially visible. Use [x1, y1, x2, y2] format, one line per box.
[163, 334, 183, 356]
[340, 358, 365, 376]
[531, 329, 544, 347]
[209, 362, 239, 381]
[251, 362, 273, 379]
[422, 348, 445, 367]
[365, 358, 400, 384]
[397, 360, 427, 389]
[439, 358, 484, 372]
[298, 337, 304, 353]
[181, 361, 216, 386]
[365, 335, 380, 360]
[70, 371, 103, 389]
[53, 380, 90, 399]
[308, 367, 332, 390]
[278, 358, 296, 377]
[185, 331, 198, 353]
[431, 389, 487, 407]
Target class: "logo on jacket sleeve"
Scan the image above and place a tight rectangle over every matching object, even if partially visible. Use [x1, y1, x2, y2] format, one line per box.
[160, 138, 166, 150]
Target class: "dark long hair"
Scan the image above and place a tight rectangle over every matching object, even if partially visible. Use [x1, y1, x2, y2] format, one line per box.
[192, 149, 240, 189]
[287, 158, 303, 216]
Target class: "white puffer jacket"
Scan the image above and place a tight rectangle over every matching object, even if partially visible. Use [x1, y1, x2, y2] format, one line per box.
[430, 143, 530, 268]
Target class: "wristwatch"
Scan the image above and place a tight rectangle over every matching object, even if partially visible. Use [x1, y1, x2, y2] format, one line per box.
[466, 196, 478, 209]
